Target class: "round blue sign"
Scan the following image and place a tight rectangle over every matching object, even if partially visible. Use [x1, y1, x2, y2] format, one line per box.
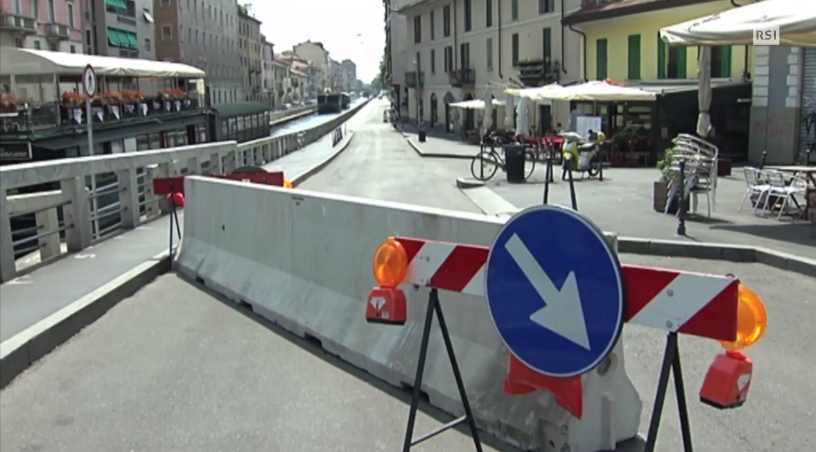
[485, 204, 624, 377]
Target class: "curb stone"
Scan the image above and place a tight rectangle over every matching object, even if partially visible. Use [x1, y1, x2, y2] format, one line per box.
[292, 133, 356, 187]
[617, 237, 816, 278]
[0, 251, 170, 389]
[406, 137, 474, 160]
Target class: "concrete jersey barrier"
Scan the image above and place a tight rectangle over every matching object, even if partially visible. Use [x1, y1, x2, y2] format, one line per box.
[175, 176, 642, 452]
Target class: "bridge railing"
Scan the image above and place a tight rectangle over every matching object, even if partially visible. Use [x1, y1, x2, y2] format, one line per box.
[0, 98, 370, 283]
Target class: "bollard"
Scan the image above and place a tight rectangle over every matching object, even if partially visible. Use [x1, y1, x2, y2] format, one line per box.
[677, 160, 686, 236]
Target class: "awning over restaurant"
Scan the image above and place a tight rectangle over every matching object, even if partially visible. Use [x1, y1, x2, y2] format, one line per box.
[0, 48, 206, 78]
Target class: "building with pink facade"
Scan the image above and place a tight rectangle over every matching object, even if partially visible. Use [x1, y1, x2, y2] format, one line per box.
[0, 0, 83, 53]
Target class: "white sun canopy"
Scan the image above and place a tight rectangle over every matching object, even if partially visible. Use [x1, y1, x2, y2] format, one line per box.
[0, 48, 206, 78]
[513, 80, 657, 102]
[660, 0, 816, 47]
[449, 99, 506, 110]
[661, 0, 816, 138]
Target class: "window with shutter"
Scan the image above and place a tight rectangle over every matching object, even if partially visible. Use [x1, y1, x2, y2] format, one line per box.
[627, 34, 641, 80]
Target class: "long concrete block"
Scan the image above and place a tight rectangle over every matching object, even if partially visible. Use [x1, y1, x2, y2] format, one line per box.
[175, 176, 642, 452]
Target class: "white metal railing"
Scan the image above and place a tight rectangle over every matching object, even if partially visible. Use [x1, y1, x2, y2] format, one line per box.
[0, 99, 368, 283]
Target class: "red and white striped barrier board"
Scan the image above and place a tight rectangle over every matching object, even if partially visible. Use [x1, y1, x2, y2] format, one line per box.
[395, 237, 738, 342]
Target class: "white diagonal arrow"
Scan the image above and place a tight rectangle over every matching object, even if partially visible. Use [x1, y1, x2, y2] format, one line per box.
[504, 233, 591, 350]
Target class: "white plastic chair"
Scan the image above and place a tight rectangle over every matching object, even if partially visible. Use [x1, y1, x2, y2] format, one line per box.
[774, 174, 809, 220]
[737, 167, 770, 214]
[759, 170, 791, 217]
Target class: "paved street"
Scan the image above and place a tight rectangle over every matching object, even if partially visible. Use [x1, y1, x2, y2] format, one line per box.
[616, 254, 815, 452]
[0, 275, 510, 452]
[299, 99, 484, 213]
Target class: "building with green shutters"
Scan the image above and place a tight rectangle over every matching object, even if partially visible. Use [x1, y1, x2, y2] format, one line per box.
[85, 0, 156, 60]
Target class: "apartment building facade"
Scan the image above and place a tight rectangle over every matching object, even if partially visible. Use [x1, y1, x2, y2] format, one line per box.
[272, 58, 291, 104]
[237, 5, 262, 101]
[396, 0, 582, 134]
[293, 40, 329, 92]
[154, 0, 242, 106]
[82, 0, 154, 59]
[261, 36, 275, 107]
[385, 0, 408, 116]
[0, 0, 84, 53]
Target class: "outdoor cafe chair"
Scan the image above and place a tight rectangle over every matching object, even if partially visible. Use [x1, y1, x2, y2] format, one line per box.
[759, 170, 797, 219]
[738, 167, 770, 215]
[772, 174, 809, 221]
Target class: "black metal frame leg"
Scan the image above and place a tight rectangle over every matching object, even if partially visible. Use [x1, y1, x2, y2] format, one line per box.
[402, 289, 483, 452]
[643, 332, 693, 452]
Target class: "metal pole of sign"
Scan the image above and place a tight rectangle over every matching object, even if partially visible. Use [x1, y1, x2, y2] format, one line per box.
[85, 86, 99, 241]
[81, 64, 100, 239]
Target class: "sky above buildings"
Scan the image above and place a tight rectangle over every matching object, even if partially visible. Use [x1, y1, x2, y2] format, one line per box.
[252, 0, 386, 83]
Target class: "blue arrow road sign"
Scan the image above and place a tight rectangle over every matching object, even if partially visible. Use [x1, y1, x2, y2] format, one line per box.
[485, 204, 624, 378]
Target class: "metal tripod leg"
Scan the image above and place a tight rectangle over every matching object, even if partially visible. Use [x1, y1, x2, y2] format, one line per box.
[401, 289, 483, 452]
[643, 333, 694, 452]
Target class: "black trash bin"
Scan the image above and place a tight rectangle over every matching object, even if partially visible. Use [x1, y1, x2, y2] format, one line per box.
[503, 144, 526, 183]
[418, 129, 427, 142]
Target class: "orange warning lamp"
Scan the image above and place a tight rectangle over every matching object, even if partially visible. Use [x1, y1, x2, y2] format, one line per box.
[283, 180, 293, 189]
[700, 283, 767, 409]
[366, 238, 409, 325]
[166, 192, 185, 208]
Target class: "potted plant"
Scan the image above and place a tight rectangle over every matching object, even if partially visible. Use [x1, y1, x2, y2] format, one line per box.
[61, 91, 85, 108]
[103, 91, 124, 103]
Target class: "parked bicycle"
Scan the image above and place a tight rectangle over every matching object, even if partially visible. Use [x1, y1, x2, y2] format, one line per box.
[470, 132, 536, 182]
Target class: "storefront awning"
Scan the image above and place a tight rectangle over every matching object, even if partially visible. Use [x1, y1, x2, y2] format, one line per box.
[106, 0, 128, 10]
[106, 27, 122, 47]
[0, 47, 205, 78]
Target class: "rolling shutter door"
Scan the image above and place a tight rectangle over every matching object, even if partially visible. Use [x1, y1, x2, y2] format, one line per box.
[799, 47, 816, 160]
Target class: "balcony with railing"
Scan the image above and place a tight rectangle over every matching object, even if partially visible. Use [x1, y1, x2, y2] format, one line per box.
[517, 59, 561, 87]
[45, 23, 71, 40]
[405, 71, 425, 88]
[0, 13, 37, 34]
[448, 69, 475, 88]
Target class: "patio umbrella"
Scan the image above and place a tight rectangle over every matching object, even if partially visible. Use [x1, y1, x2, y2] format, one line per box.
[515, 96, 529, 136]
[449, 99, 505, 110]
[659, 0, 816, 47]
[504, 93, 515, 129]
[697, 46, 712, 137]
[661, 0, 816, 140]
[482, 93, 494, 136]
[546, 80, 657, 102]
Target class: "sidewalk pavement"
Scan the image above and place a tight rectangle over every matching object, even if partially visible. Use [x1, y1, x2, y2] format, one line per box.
[398, 124, 479, 159]
[408, 136, 816, 262]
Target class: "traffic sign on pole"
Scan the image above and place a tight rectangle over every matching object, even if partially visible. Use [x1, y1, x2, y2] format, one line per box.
[484, 204, 625, 378]
[82, 64, 96, 98]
